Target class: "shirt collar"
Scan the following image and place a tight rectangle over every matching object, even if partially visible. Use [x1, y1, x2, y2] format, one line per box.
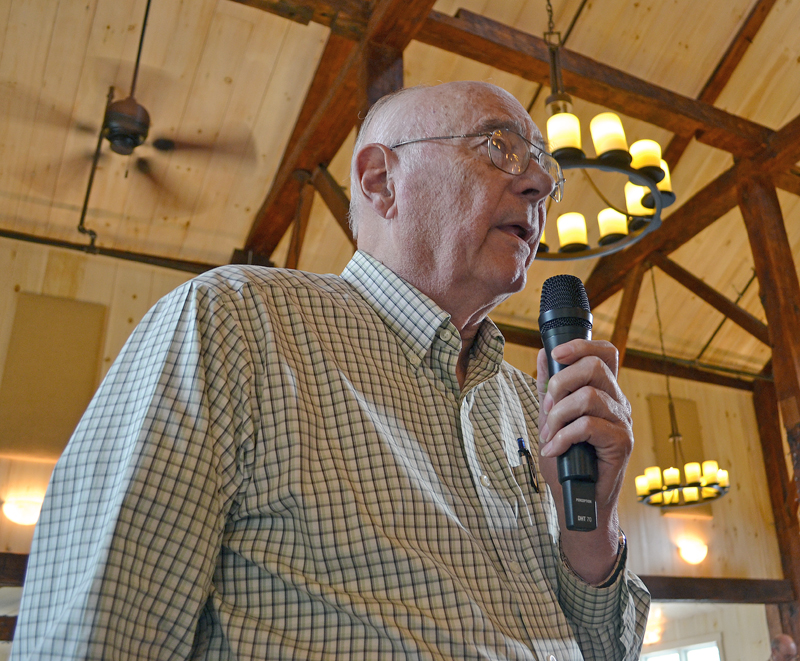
[341, 251, 505, 369]
[342, 251, 449, 364]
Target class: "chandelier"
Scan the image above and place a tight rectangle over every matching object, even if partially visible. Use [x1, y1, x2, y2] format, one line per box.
[634, 269, 730, 508]
[535, 1, 676, 261]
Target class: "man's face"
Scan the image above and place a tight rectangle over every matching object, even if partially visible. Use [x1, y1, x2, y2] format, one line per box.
[774, 639, 799, 661]
[389, 83, 554, 312]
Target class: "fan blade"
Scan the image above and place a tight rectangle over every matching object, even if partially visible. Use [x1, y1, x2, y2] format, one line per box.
[0, 82, 97, 134]
[150, 132, 257, 162]
[134, 157, 205, 213]
[18, 151, 108, 194]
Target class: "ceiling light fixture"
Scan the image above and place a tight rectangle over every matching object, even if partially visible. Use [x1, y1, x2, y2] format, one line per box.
[677, 537, 709, 565]
[2, 497, 44, 526]
[536, 0, 676, 260]
[634, 269, 730, 508]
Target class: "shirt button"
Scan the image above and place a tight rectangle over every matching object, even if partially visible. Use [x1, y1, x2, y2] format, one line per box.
[549, 656, 557, 661]
[480, 474, 491, 487]
[440, 329, 452, 342]
[508, 560, 522, 574]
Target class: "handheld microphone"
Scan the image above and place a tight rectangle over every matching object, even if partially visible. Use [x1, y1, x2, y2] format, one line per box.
[538, 274, 598, 532]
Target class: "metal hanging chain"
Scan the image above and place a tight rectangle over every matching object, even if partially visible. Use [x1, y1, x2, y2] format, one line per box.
[545, 0, 556, 34]
[694, 269, 758, 362]
[650, 267, 671, 398]
[528, 0, 590, 112]
[650, 267, 686, 469]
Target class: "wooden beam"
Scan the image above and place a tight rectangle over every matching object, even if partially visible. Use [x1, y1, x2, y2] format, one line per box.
[649, 251, 771, 346]
[586, 110, 800, 308]
[662, 0, 779, 169]
[775, 169, 800, 198]
[243, 0, 435, 257]
[639, 576, 794, 603]
[243, 32, 356, 255]
[739, 175, 800, 506]
[494, 322, 756, 390]
[754, 379, 800, 640]
[766, 112, 800, 173]
[585, 166, 740, 307]
[0, 554, 25, 640]
[740, 175, 800, 636]
[698, 0, 779, 103]
[620, 349, 755, 391]
[494, 323, 542, 350]
[610, 261, 647, 365]
[231, 0, 368, 39]
[0, 616, 15, 642]
[362, 42, 404, 109]
[414, 9, 773, 157]
[285, 177, 316, 269]
[236, 2, 779, 160]
[311, 165, 356, 246]
[0, 552, 27, 587]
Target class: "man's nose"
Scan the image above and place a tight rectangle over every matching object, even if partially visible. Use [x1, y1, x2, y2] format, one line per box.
[516, 157, 556, 202]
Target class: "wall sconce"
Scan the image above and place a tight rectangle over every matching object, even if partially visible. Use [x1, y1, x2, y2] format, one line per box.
[2, 497, 44, 526]
[677, 537, 708, 565]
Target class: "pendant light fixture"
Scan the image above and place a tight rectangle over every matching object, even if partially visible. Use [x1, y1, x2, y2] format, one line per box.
[633, 269, 730, 508]
[536, 0, 676, 261]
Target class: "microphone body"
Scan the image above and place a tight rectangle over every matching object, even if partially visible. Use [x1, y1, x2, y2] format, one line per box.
[539, 275, 598, 532]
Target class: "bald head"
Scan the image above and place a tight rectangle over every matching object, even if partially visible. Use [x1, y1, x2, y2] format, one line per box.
[348, 81, 536, 236]
[772, 634, 798, 661]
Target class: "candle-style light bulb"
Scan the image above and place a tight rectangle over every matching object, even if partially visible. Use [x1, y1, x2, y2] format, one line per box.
[590, 113, 628, 156]
[684, 462, 701, 484]
[597, 208, 628, 245]
[556, 213, 588, 252]
[645, 466, 662, 492]
[547, 113, 581, 154]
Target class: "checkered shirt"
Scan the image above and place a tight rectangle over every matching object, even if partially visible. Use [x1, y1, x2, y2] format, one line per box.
[13, 250, 649, 660]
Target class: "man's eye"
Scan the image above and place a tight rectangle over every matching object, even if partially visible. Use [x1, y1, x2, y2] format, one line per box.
[491, 137, 511, 155]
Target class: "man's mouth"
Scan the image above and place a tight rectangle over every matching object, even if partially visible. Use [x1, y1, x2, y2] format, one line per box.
[498, 224, 534, 243]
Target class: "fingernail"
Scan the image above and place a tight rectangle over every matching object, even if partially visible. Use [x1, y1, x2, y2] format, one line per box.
[543, 394, 553, 413]
[540, 424, 549, 443]
[552, 344, 573, 359]
[540, 441, 554, 457]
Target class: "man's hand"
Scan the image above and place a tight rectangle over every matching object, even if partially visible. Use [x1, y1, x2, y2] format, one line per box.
[536, 339, 633, 584]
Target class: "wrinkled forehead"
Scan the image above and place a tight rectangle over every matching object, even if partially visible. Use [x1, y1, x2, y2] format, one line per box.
[368, 82, 541, 147]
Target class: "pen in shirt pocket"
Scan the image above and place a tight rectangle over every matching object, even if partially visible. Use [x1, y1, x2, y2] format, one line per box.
[517, 437, 539, 493]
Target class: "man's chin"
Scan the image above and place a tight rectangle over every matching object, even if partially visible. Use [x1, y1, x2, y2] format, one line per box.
[498, 270, 527, 298]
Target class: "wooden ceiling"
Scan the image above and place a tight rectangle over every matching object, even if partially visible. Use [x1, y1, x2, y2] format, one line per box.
[2, 0, 800, 384]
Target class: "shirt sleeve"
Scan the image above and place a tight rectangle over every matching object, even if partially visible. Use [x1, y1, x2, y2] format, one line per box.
[12, 276, 258, 660]
[555, 535, 651, 660]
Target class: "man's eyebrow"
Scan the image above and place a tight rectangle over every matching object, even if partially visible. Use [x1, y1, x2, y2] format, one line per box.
[474, 119, 546, 150]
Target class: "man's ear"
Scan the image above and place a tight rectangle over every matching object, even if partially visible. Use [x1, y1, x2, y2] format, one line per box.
[354, 143, 397, 219]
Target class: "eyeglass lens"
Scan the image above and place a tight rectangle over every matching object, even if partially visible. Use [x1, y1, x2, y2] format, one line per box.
[487, 129, 563, 202]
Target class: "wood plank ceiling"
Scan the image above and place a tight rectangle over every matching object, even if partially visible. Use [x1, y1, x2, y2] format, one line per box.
[1, 0, 800, 385]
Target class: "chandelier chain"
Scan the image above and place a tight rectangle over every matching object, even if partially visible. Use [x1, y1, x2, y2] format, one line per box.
[650, 267, 673, 402]
[545, 0, 556, 34]
[650, 267, 687, 469]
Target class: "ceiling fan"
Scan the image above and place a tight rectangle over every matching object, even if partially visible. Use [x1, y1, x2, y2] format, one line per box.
[76, 0, 254, 247]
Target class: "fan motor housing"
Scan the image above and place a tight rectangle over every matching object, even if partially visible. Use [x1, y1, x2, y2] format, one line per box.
[104, 96, 151, 155]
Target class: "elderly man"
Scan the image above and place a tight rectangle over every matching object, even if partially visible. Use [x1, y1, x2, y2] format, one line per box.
[13, 81, 649, 660]
[771, 634, 799, 661]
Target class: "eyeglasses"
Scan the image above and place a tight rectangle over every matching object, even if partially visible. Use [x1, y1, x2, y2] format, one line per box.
[390, 127, 565, 202]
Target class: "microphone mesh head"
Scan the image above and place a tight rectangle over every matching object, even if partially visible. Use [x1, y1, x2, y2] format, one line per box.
[539, 274, 592, 333]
